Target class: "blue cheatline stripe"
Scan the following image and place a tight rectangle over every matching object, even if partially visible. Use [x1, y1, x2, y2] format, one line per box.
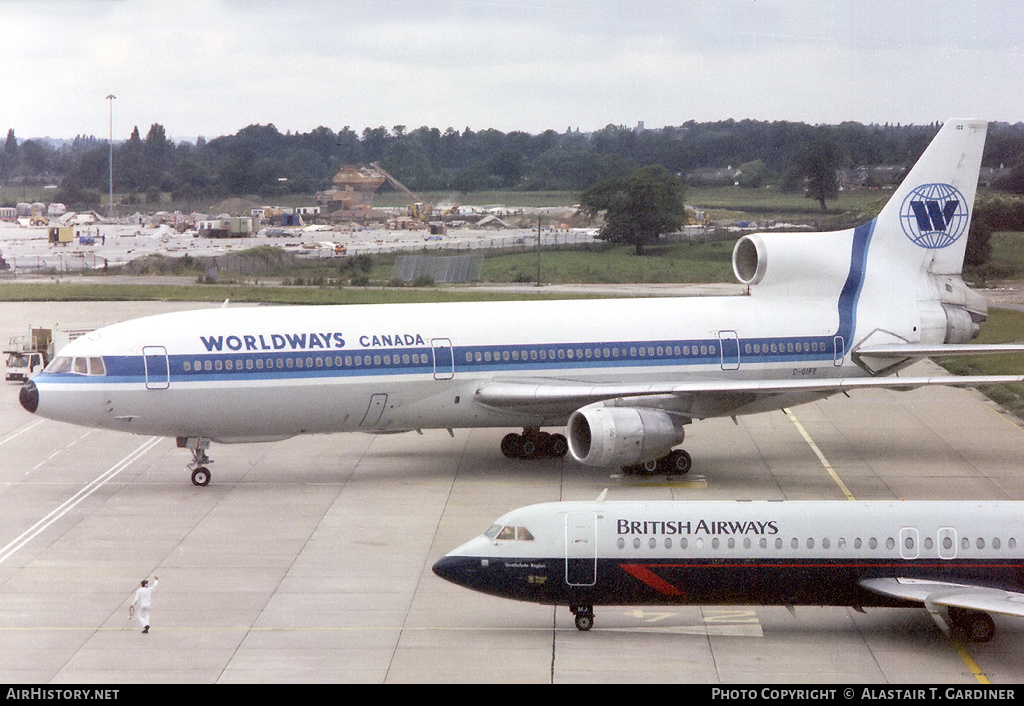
[38, 223, 878, 386]
[835, 219, 876, 355]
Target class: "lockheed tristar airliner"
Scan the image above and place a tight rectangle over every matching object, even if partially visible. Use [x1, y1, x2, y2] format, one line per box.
[18, 119, 1024, 485]
[433, 498, 1024, 642]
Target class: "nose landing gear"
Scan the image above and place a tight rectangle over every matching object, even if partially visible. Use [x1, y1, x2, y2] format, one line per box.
[177, 437, 213, 486]
[570, 604, 594, 631]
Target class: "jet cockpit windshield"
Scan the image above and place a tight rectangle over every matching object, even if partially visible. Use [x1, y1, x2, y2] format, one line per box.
[484, 524, 535, 541]
[45, 356, 107, 376]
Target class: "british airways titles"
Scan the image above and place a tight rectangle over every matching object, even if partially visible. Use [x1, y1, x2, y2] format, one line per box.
[617, 517, 780, 536]
[199, 331, 426, 353]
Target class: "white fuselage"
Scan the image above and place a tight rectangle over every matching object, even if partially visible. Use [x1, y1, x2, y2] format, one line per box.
[434, 500, 1024, 610]
[27, 287, 863, 442]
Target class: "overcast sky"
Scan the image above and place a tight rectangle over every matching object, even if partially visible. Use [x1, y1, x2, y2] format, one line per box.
[5, 0, 1024, 142]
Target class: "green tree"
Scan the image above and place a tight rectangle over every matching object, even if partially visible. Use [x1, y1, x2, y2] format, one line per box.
[794, 135, 841, 210]
[579, 165, 687, 255]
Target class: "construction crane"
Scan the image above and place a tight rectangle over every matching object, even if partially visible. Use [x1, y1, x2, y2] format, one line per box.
[370, 162, 432, 220]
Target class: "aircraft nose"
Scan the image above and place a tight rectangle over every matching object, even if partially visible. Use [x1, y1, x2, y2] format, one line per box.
[432, 555, 479, 588]
[19, 379, 39, 414]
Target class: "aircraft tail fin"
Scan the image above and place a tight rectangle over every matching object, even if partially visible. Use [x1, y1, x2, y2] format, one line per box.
[856, 120, 989, 347]
[870, 120, 987, 278]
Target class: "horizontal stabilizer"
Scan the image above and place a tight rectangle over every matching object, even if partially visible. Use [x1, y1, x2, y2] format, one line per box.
[855, 343, 1024, 358]
[861, 577, 1024, 619]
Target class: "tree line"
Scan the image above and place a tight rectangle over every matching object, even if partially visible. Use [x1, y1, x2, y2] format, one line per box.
[2, 119, 1024, 210]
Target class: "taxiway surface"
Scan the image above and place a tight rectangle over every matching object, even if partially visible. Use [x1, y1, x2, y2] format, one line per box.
[2, 300, 1024, 683]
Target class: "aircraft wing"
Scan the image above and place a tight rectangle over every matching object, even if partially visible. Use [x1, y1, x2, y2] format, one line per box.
[474, 374, 1024, 416]
[860, 578, 1024, 619]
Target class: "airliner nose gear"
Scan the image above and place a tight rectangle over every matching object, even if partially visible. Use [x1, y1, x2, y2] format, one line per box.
[570, 604, 594, 631]
[177, 437, 213, 486]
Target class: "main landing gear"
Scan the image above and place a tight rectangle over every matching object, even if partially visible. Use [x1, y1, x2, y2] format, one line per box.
[570, 604, 594, 631]
[501, 430, 569, 460]
[621, 449, 692, 476]
[177, 437, 213, 486]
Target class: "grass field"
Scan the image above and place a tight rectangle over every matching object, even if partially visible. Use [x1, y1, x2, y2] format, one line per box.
[938, 307, 1024, 421]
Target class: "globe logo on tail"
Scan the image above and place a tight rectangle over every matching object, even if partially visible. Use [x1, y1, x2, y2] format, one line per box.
[899, 183, 969, 249]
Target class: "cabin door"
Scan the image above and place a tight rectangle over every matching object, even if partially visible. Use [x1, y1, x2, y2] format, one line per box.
[431, 338, 454, 380]
[142, 346, 169, 390]
[565, 512, 597, 586]
[718, 330, 740, 370]
[833, 336, 845, 366]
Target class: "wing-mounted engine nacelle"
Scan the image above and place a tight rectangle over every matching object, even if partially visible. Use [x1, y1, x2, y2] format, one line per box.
[567, 404, 685, 467]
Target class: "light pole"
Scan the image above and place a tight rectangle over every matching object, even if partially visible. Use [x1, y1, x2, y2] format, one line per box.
[106, 94, 115, 219]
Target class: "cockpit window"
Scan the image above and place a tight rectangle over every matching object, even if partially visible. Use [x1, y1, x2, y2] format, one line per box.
[485, 524, 534, 541]
[45, 357, 72, 373]
[44, 356, 106, 376]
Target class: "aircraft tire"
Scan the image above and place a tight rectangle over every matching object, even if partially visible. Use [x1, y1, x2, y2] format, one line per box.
[519, 436, 539, 459]
[549, 433, 568, 457]
[639, 459, 660, 475]
[191, 467, 211, 487]
[662, 449, 692, 475]
[500, 433, 521, 458]
[574, 613, 594, 631]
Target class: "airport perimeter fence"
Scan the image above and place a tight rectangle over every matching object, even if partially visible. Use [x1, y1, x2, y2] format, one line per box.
[0, 253, 110, 276]
[0, 226, 715, 278]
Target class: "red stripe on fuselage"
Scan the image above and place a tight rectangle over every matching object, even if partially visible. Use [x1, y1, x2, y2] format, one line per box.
[619, 564, 685, 596]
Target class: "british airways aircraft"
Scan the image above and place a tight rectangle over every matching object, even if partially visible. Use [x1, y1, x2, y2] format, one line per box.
[433, 497, 1024, 641]
[17, 119, 1024, 485]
